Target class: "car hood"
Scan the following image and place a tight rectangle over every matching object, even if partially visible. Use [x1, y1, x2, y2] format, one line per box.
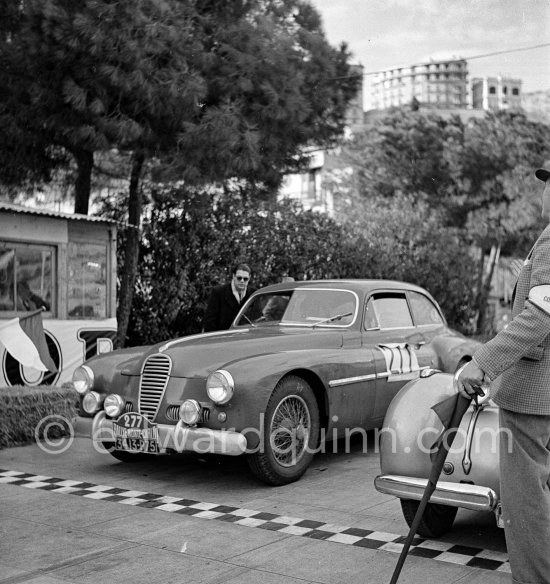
[121, 326, 344, 378]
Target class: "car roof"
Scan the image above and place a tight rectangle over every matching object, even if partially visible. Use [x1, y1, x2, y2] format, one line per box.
[254, 279, 432, 296]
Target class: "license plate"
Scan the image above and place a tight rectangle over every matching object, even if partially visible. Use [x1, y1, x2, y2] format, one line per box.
[113, 413, 160, 454]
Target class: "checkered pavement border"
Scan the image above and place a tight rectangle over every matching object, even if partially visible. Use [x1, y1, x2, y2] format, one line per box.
[0, 468, 510, 574]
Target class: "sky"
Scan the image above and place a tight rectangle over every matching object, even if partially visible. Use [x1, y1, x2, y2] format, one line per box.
[309, 0, 550, 110]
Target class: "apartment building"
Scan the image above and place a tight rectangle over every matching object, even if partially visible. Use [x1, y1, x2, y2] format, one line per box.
[371, 57, 469, 110]
[471, 76, 522, 111]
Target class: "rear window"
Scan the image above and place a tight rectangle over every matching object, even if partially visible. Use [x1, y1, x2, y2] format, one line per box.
[364, 293, 413, 329]
[409, 291, 444, 325]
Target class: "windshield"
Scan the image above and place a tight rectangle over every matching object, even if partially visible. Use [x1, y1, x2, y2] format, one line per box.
[234, 288, 357, 327]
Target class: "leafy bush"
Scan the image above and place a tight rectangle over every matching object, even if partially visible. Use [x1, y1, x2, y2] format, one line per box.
[0, 385, 79, 449]
[114, 184, 476, 346]
[354, 195, 477, 332]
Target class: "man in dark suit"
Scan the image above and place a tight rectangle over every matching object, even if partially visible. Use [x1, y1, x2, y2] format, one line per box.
[458, 167, 550, 584]
[203, 263, 255, 332]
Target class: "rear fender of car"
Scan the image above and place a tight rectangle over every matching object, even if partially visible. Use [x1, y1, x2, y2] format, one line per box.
[379, 374, 455, 478]
[379, 372, 500, 495]
[429, 335, 480, 372]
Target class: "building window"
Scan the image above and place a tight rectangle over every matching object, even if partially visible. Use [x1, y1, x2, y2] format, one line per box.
[512, 88, 519, 96]
[503, 86, 508, 95]
[68, 242, 108, 318]
[0, 242, 54, 313]
[489, 86, 496, 94]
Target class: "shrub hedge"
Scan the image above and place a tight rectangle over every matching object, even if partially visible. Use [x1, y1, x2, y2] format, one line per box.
[0, 385, 79, 449]
[108, 185, 477, 346]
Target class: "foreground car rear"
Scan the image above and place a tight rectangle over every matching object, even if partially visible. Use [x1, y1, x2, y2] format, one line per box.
[374, 371, 503, 537]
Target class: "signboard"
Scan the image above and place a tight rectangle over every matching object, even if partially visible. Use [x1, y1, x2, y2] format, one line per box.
[0, 318, 117, 387]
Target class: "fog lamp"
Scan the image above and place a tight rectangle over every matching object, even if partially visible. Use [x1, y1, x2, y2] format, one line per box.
[73, 365, 94, 395]
[179, 400, 201, 425]
[206, 370, 234, 405]
[82, 391, 103, 414]
[104, 394, 125, 418]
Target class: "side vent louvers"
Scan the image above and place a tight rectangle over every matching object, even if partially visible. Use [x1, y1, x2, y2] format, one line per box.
[139, 354, 172, 421]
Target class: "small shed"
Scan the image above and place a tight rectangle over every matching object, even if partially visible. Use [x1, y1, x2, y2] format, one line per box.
[0, 202, 117, 386]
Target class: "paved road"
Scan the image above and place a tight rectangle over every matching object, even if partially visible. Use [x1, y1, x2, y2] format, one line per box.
[0, 430, 510, 584]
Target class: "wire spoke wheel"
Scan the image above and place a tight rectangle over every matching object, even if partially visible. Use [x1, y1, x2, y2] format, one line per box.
[247, 375, 320, 485]
[269, 395, 311, 467]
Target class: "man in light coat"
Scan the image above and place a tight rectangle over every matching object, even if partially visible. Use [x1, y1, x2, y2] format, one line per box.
[458, 167, 550, 584]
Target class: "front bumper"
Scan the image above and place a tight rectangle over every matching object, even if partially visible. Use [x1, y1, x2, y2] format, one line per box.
[374, 474, 499, 512]
[83, 412, 247, 456]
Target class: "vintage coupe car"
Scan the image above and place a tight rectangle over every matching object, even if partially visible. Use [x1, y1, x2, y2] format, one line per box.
[73, 279, 481, 485]
[374, 371, 501, 537]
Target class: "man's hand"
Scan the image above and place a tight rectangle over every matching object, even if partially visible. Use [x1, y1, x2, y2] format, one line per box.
[456, 360, 489, 399]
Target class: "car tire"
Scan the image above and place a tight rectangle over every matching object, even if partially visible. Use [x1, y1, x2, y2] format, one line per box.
[247, 375, 320, 486]
[400, 499, 458, 538]
[101, 442, 150, 463]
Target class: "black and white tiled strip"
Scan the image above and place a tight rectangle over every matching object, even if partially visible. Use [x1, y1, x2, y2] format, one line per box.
[0, 469, 510, 574]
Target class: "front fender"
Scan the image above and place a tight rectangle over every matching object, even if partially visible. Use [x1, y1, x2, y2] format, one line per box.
[225, 350, 330, 414]
[83, 346, 154, 392]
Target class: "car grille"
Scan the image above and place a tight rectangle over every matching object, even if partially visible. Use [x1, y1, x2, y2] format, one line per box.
[124, 401, 134, 413]
[139, 354, 172, 421]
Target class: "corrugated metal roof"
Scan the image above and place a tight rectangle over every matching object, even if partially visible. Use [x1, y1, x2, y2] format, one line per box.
[0, 201, 116, 224]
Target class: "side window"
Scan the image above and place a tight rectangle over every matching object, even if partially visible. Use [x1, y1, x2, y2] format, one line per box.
[409, 291, 444, 325]
[364, 293, 413, 330]
[364, 297, 379, 329]
[0, 242, 54, 314]
[68, 242, 108, 318]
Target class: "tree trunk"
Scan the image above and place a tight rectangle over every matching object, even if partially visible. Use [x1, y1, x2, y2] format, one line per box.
[73, 149, 94, 215]
[116, 150, 145, 348]
[476, 244, 500, 337]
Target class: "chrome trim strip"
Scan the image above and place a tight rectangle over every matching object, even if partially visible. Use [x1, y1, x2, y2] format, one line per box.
[329, 373, 377, 387]
[328, 366, 430, 388]
[159, 329, 250, 352]
[374, 474, 498, 512]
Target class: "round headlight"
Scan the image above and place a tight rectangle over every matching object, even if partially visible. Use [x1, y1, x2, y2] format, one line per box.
[73, 365, 94, 395]
[82, 391, 103, 414]
[179, 399, 201, 425]
[206, 370, 234, 405]
[104, 394, 125, 418]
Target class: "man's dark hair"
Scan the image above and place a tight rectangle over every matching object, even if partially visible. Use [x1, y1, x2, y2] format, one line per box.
[232, 263, 251, 275]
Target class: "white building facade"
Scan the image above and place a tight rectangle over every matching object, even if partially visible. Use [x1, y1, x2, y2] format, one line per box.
[371, 58, 469, 110]
[471, 76, 522, 111]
